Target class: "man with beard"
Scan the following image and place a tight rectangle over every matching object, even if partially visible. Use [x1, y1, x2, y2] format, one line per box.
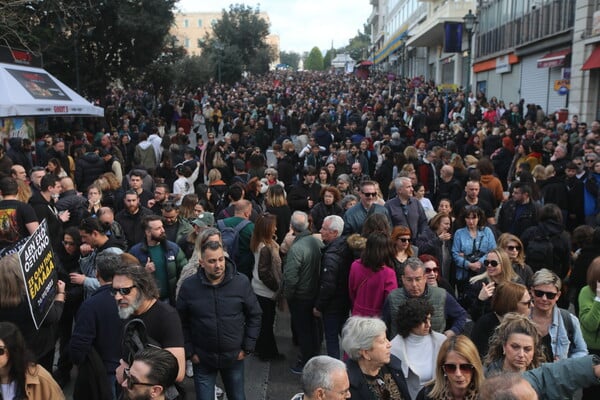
[177, 240, 261, 400]
[113, 265, 185, 384]
[115, 190, 155, 248]
[129, 215, 187, 305]
[121, 348, 179, 400]
[148, 183, 171, 214]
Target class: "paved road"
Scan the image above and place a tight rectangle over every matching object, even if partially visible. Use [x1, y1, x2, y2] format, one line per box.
[63, 307, 305, 399]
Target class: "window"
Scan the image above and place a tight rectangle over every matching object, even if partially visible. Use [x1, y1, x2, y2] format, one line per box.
[183, 19, 189, 28]
[185, 38, 190, 48]
[198, 19, 203, 27]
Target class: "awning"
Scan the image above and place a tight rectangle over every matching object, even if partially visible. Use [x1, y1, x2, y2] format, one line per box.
[537, 48, 571, 68]
[374, 27, 409, 64]
[582, 46, 600, 70]
[0, 62, 104, 117]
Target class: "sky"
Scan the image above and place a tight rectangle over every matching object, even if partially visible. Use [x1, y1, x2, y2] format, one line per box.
[176, 0, 372, 54]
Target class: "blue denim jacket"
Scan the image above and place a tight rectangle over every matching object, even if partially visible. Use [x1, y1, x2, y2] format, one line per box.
[545, 306, 588, 360]
[451, 226, 496, 281]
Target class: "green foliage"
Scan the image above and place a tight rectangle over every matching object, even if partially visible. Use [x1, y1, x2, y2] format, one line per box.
[280, 51, 301, 70]
[200, 3, 273, 82]
[345, 27, 370, 61]
[304, 47, 324, 71]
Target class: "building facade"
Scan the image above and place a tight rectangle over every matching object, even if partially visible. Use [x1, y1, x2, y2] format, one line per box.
[170, 11, 280, 67]
[368, 0, 600, 123]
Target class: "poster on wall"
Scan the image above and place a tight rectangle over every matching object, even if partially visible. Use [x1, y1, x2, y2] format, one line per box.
[0, 118, 36, 141]
[6, 68, 71, 101]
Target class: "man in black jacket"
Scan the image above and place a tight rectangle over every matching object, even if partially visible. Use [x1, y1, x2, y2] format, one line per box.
[115, 190, 155, 248]
[288, 166, 321, 213]
[314, 215, 352, 359]
[177, 240, 261, 400]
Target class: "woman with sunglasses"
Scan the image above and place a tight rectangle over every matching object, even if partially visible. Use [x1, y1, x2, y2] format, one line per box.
[484, 313, 546, 375]
[530, 269, 588, 361]
[0, 321, 64, 400]
[470, 281, 531, 358]
[390, 298, 447, 399]
[497, 233, 534, 287]
[465, 248, 522, 322]
[416, 335, 483, 400]
[390, 226, 417, 286]
[341, 316, 411, 400]
[418, 254, 454, 295]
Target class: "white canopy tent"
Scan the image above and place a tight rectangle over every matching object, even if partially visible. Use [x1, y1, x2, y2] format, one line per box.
[0, 62, 104, 117]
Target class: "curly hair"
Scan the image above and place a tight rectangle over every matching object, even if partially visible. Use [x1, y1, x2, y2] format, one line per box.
[396, 298, 434, 338]
[484, 313, 546, 370]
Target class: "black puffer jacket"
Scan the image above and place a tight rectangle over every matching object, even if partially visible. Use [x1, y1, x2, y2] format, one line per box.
[315, 235, 353, 315]
[75, 152, 106, 190]
[176, 260, 262, 369]
[521, 219, 571, 278]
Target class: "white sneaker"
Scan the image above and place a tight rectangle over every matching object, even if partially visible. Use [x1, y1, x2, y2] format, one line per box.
[186, 360, 194, 378]
[215, 385, 224, 399]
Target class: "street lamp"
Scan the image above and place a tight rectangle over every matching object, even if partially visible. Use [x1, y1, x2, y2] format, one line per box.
[463, 9, 477, 97]
[214, 41, 224, 84]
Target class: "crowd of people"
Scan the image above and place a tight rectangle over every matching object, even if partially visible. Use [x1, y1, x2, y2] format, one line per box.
[1, 69, 600, 399]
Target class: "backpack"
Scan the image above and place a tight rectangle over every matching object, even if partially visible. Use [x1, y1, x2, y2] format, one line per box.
[217, 219, 251, 264]
[559, 308, 575, 355]
[525, 231, 557, 272]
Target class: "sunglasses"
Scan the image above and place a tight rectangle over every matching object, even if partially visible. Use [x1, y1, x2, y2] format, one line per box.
[362, 192, 377, 197]
[484, 260, 500, 267]
[398, 238, 411, 243]
[123, 368, 157, 390]
[506, 245, 521, 251]
[425, 267, 439, 274]
[0, 347, 6, 356]
[110, 285, 136, 296]
[443, 363, 475, 374]
[533, 289, 558, 300]
[519, 299, 533, 307]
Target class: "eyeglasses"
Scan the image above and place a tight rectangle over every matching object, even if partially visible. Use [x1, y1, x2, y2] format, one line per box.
[533, 289, 558, 300]
[506, 245, 521, 251]
[62, 241, 76, 246]
[484, 260, 500, 267]
[0, 347, 6, 356]
[398, 237, 411, 243]
[123, 368, 157, 390]
[443, 363, 475, 374]
[362, 192, 377, 197]
[110, 285, 136, 296]
[425, 267, 439, 274]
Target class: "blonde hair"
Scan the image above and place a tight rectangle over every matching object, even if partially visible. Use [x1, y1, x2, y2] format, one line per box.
[0, 253, 25, 308]
[497, 233, 526, 266]
[469, 248, 517, 284]
[484, 313, 546, 370]
[427, 335, 484, 399]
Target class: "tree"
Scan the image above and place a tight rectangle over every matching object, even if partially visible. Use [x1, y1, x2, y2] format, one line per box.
[200, 4, 273, 83]
[345, 25, 371, 61]
[10, 0, 178, 97]
[280, 50, 300, 70]
[304, 47, 324, 71]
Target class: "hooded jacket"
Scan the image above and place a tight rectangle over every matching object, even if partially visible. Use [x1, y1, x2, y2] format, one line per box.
[134, 140, 157, 170]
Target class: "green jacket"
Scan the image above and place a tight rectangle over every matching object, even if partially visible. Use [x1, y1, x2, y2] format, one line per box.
[578, 286, 600, 350]
[283, 230, 323, 301]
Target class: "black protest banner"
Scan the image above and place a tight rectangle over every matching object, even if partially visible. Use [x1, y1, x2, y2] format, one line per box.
[18, 219, 58, 329]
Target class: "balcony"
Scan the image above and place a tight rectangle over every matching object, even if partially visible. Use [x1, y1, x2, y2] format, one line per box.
[407, 0, 475, 48]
